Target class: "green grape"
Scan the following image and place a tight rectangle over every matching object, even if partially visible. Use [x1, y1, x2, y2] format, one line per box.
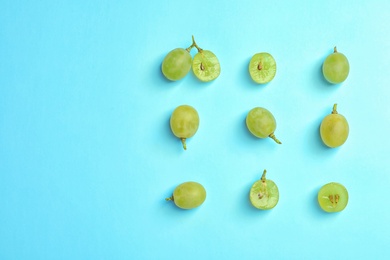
[246, 107, 281, 144]
[318, 182, 348, 213]
[322, 47, 349, 84]
[162, 48, 192, 81]
[188, 36, 220, 82]
[249, 52, 276, 84]
[320, 104, 349, 148]
[192, 50, 220, 82]
[170, 105, 199, 150]
[249, 170, 279, 210]
[166, 181, 206, 209]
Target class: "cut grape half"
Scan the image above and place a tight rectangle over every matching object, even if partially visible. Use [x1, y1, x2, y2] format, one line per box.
[249, 170, 279, 210]
[249, 52, 276, 84]
[166, 181, 206, 209]
[318, 182, 348, 213]
[192, 50, 220, 82]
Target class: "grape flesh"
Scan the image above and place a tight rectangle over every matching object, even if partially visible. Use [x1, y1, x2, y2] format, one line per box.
[166, 181, 206, 209]
[320, 104, 349, 148]
[249, 170, 279, 210]
[162, 48, 192, 81]
[249, 52, 276, 84]
[318, 182, 348, 213]
[246, 107, 281, 144]
[322, 47, 349, 84]
[170, 105, 199, 150]
[192, 50, 220, 82]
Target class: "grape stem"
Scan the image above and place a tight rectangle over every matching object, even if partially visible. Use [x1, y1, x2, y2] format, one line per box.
[269, 133, 282, 144]
[261, 169, 267, 182]
[332, 103, 338, 114]
[260, 170, 268, 197]
[181, 138, 187, 150]
[165, 196, 174, 201]
[334, 46, 338, 53]
[186, 35, 203, 53]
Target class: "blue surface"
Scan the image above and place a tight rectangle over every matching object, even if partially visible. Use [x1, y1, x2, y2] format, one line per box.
[1, 0, 390, 259]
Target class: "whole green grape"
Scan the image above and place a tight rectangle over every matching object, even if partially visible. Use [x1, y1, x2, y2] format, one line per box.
[318, 182, 348, 213]
[320, 104, 349, 148]
[170, 105, 199, 150]
[322, 47, 349, 84]
[249, 170, 279, 210]
[166, 181, 206, 209]
[161, 48, 192, 81]
[246, 107, 281, 144]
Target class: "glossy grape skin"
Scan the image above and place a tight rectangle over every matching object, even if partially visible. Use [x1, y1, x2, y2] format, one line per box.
[246, 107, 281, 144]
[162, 48, 192, 81]
[322, 47, 349, 84]
[192, 50, 221, 82]
[249, 52, 276, 84]
[170, 105, 199, 150]
[167, 182, 206, 209]
[318, 182, 348, 213]
[320, 104, 349, 148]
[249, 170, 279, 210]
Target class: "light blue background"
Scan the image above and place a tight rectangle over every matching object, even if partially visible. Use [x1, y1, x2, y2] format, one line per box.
[1, 0, 389, 259]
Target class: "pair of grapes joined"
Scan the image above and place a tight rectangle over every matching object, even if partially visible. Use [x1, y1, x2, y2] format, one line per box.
[164, 37, 350, 213]
[162, 36, 220, 82]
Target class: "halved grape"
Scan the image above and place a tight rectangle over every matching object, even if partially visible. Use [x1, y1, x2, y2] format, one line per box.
[166, 181, 206, 209]
[170, 105, 199, 150]
[192, 50, 220, 82]
[246, 107, 281, 144]
[322, 47, 349, 84]
[249, 170, 279, 210]
[161, 48, 192, 81]
[320, 104, 349, 148]
[249, 52, 276, 84]
[318, 182, 348, 213]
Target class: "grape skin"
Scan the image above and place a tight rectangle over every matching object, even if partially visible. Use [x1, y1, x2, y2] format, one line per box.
[322, 47, 349, 84]
[320, 104, 349, 148]
[170, 105, 199, 150]
[168, 182, 206, 209]
[162, 48, 192, 81]
[246, 107, 281, 144]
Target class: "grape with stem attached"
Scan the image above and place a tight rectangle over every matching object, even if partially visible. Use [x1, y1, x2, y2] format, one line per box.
[320, 103, 349, 148]
[166, 181, 206, 209]
[249, 169, 279, 210]
[246, 107, 281, 144]
[170, 105, 199, 150]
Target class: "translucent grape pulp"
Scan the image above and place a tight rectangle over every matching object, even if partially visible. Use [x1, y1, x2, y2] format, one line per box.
[192, 50, 220, 82]
[249, 170, 279, 210]
[318, 182, 348, 213]
[249, 52, 276, 84]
